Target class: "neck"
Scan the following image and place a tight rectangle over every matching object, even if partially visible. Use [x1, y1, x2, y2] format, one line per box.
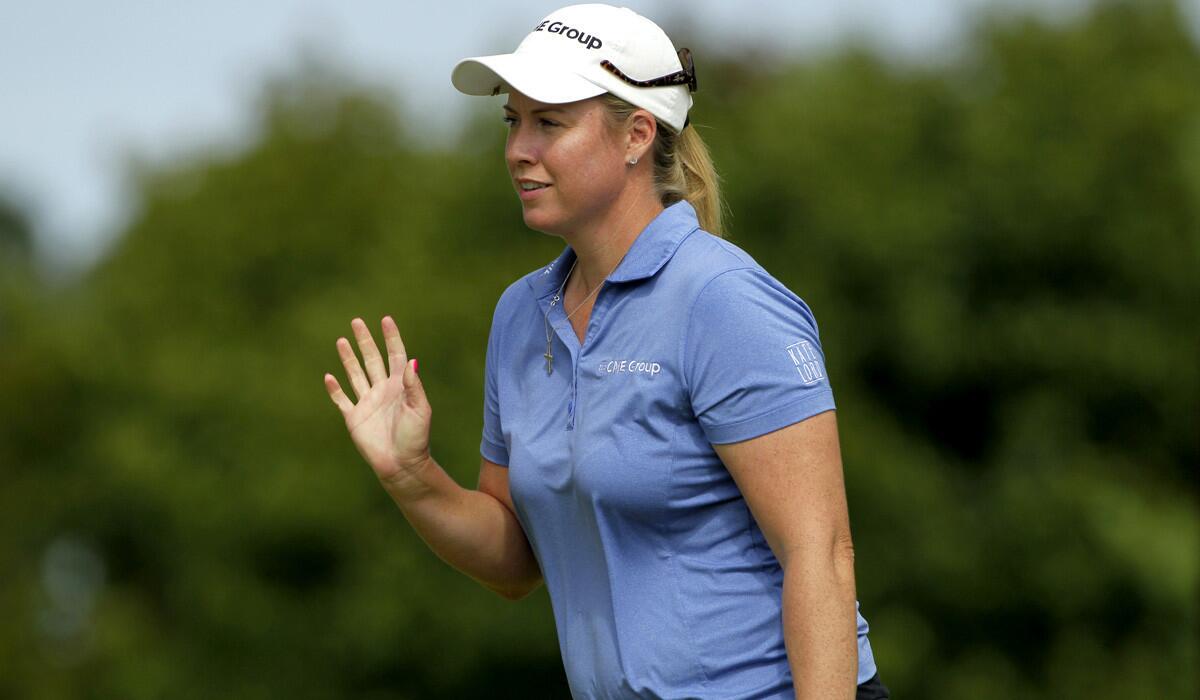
[563, 186, 664, 293]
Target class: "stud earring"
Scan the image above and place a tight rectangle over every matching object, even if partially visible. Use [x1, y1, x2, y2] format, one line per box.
[627, 157, 639, 166]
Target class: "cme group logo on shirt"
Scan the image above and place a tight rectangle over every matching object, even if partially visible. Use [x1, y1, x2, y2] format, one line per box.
[597, 358, 662, 379]
[786, 340, 824, 385]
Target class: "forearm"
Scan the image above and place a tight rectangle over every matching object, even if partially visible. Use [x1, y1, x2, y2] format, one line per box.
[782, 544, 859, 699]
[378, 456, 542, 599]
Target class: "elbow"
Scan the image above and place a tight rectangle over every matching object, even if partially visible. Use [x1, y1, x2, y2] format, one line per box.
[492, 585, 530, 602]
[833, 530, 855, 567]
[487, 576, 542, 602]
[779, 530, 857, 589]
[779, 530, 856, 571]
[831, 530, 857, 590]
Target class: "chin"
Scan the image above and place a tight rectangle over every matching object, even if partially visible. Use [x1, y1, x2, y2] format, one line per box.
[521, 206, 568, 237]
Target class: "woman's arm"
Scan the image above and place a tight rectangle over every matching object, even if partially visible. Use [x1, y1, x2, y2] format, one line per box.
[324, 316, 541, 600]
[380, 455, 543, 601]
[712, 410, 858, 700]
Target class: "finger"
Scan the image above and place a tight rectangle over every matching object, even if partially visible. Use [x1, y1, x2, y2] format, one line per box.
[352, 318, 388, 386]
[403, 357, 431, 413]
[336, 336, 371, 401]
[382, 316, 408, 377]
[323, 373, 354, 414]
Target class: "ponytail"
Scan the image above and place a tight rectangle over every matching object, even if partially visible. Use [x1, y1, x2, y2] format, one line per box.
[601, 95, 725, 237]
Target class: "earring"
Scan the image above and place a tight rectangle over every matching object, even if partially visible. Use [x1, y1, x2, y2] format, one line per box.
[627, 157, 639, 166]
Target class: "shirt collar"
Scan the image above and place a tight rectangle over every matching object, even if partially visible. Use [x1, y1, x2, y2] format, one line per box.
[527, 200, 701, 299]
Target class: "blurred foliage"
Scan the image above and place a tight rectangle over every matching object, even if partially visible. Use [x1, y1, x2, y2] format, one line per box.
[0, 193, 33, 267]
[0, 191, 35, 341]
[1, 1, 1197, 697]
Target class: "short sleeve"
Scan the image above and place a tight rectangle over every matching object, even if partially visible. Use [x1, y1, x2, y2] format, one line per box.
[682, 267, 836, 445]
[480, 299, 510, 466]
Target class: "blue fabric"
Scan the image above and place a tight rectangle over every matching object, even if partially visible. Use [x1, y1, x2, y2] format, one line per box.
[481, 200, 877, 699]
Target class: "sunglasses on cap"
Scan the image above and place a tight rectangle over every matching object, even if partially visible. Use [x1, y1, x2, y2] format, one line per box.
[601, 48, 697, 93]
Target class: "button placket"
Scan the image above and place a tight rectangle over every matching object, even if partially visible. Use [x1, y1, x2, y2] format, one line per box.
[536, 288, 575, 430]
[569, 285, 613, 431]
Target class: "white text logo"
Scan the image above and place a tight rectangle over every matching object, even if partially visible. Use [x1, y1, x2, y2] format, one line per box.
[786, 340, 824, 385]
[597, 359, 662, 378]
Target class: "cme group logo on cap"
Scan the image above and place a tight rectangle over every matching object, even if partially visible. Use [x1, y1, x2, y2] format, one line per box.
[533, 19, 604, 50]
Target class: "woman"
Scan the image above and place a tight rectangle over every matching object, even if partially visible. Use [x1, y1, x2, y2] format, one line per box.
[323, 4, 887, 698]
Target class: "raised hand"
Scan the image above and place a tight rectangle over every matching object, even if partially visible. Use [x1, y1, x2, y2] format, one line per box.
[324, 316, 432, 488]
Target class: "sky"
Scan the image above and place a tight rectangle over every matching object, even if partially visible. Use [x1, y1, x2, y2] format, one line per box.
[1, 0, 1194, 273]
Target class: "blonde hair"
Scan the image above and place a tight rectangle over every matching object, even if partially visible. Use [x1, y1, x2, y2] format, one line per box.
[600, 94, 725, 237]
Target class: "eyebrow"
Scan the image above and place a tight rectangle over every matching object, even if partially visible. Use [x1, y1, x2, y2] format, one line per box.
[502, 105, 568, 115]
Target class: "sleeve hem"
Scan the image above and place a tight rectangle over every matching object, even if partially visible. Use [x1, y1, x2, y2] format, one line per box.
[703, 389, 836, 444]
[480, 439, 509, 467]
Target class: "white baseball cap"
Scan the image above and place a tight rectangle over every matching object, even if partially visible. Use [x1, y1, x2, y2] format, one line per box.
[451, 4, 695, 132]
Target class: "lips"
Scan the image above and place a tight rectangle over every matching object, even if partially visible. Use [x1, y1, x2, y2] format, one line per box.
[516, 179, 552, 201]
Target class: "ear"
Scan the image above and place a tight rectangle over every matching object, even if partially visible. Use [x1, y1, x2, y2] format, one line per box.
[625, 108, 657, 163]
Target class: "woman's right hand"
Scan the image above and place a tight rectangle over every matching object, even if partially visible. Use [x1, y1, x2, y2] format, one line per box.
[323, 316, 433, 489]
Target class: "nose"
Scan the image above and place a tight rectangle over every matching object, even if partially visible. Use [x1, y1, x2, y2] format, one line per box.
[505, 121, 538, 173]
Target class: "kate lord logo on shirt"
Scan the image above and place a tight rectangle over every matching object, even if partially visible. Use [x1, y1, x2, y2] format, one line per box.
[786, 340, 825, 385]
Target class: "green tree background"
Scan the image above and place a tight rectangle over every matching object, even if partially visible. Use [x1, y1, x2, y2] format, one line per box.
[1, 1, 1196, 697]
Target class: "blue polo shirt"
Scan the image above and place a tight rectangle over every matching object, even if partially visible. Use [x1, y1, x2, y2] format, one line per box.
[481, 200, 877, 699]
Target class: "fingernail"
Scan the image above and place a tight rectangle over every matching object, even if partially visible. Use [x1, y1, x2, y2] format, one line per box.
[412, 358, 419, 374]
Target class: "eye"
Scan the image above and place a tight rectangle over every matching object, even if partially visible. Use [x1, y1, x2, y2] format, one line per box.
[502, 115, 517, 127]
[538, 118, 560, 128]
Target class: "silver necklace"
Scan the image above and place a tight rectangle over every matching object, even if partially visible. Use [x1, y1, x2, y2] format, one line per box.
[542, 254, 623, 376]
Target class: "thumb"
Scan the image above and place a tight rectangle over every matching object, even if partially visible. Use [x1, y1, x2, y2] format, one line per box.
[403, 357, 431, 412]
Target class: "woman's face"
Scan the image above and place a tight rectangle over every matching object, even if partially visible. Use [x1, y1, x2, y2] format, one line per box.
[503, 90, 629, 236]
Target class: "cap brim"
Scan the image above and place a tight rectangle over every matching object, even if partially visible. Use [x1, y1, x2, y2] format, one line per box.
[452, 52, 606, 104]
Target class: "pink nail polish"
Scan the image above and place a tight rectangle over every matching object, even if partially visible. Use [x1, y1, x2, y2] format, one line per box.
[412, 358, 419, 374]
